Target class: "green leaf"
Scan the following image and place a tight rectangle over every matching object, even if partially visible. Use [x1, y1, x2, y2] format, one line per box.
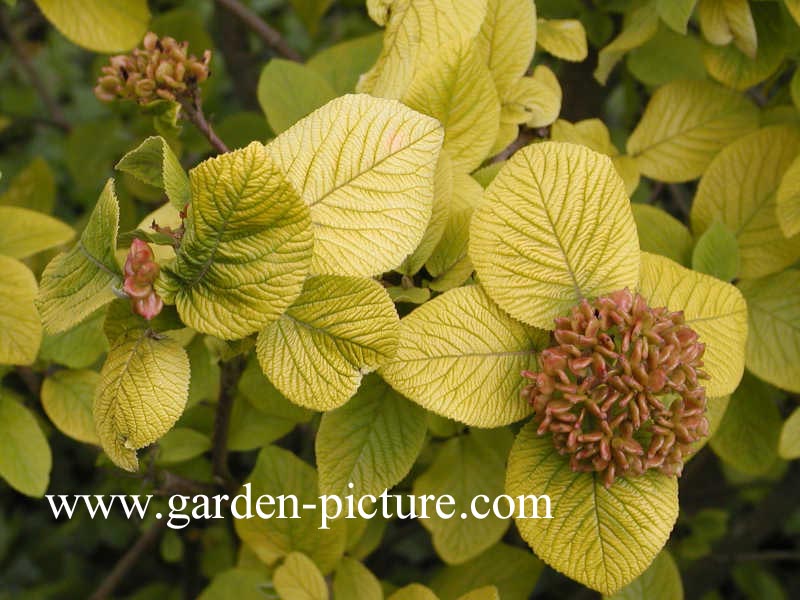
[41, 369, 100, 445]
[116, 137, 190, 211]
[631, 204, 693, 266]
[627, 80, 759, 183]
[381, 285, 545, 427]
[0, 388, 52, 497]
[639, 252, 747, 397]
[506, 421, 679, 596]
[157, 142, 313, 340]
[657, 0, 697, 34]
[316, 374, 426, 498]
[156, 427, 210, 465]
[274, 552, 328, 600]
[198, 568, 271, 600]
[732, 563, 786, 600]
[0, 157, 56, 213]
[604, 550, 683, 600]
[627, 27, 706, 88]
[779, 406, 800, 460]
[227, 392, 303, 452]
[0, 206, 73, 259]
[289, 0, 333, 35]
[692, 221, 740, 281]
[267, 94, 442, 277]
[430, 542, 543, 600]
[360, 0, 487, 99]
[776, 155, 800, 238]
[709, 372, 782, 475]
[414, 429, 513, 564]
[39, 308, 109, 369]
[470, 141, 640, 330]
[457, 588, 498, 600]
[0, 256, 42, 366]
[37, 179, 121, 334]
[257, 60, 337, 134]
[33, 0, 150, 52]
[389, 585, 439, 600]
[256, 276, 399, 411]
[691, 126, 800, 279]
[792, 69, 800, 110]
[307, 33, 384, 95]
[403, 39, 500, 173]
[94, 329, 190, 471]
[787, 0, 800, 26]
[238, 356, 312, 423]
[594, 4, 659, 85]
[476, 0, 538, 100]
[738, 271, 800, 393]
[697, 0, 754, 52]
[186, 335, 220, 407]
[536, 19, 588, 62]
[334, 558, 382, 600]
[235, 446, 347, 574]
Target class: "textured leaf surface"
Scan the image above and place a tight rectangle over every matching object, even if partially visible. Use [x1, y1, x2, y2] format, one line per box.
[506, 421, 679, 596]
[605, 550, 683, 600]
[317, 374, 426, 498]
[0, 206, 73, 259]
[594, 5, 658, 84]
[235, 446, 346, 573]
[268, 94, 442, 277]
[691, 126, 800, 279]
[116, 136, 190, 210]
[34, 0, 150, 52]
[692, 221, 740, 281]
[738, 271, 800, 393]
[41, 369, 100, 445]
[657, 0, 698, 34]
[777, 155, 800, 238]
[333, 558, 382, 600]
[631, 205, 693, 266]
[158, 142, 312, 340]
[94, 330, 190, 471]
[37, 180, 120, 334]
[470, 142, 639, 330]
[257, 276, 399, 411]
[639, 252, 747, 398]
[0, 257, 41, 365]
[627, 80, 759, 183]
[710, 373, 781, 475]
[0, 389, 51, 497]
[403, 39, 499, 173]
[779, 407, 800, 460]
[414, 429, 512, 564]
[536, 19, 588, 61]
[273, 552, 329, 600]
[381, 285, 545, 427]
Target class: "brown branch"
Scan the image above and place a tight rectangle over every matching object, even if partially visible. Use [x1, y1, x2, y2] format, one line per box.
[211, 357, 245, 489]
[486, 126, 545, 165]
[0, 10, 70, 132]
[214, 0, 303, 62]
[179, 93, 229, 155]
[88, 520, 168, 600]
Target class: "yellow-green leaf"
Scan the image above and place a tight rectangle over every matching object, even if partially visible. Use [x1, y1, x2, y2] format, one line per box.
[334, 558, 383, 600]
[41, 369, 100, 445]
[360, 0, 487, 99]
[627, 27, 706, 88]
[604, 550, 683, 600]
[94, 329, 190, 471]
[414, 429, 513, 564]
[657, 0, 697, 35]
[777, 155, 800, 238]
[235, 445, 347, 573]
[627, 80, 759, 183]
[389, 584, 439, 600]
[506, 421, 679, 596]
[0, 206, 73, 259]
[709, 372, 781, 475]
[256, 276, 399, 411]
[691, 126, 800, 279]
[692, 221, 740, 281]
[403, 39, 500, 173]
[0, 256, 41, 366]
[476, 0, 537, 100]
[267, 94, 442, 277]
[738, 271, 800, 393]
[0, 157, 55, 213]
[156, 427, 210, 465]
[316, 374, 426, 498]
[594, 4, 659, 85]
[37, 179, 121, 334]
[639, 252, 747, 398]
[307, 33, 384, 95]
[787, 0, 800, 26]
[158, 142, 312, 340]
[39, 308, 109, 369]
[501, 66, 562, 129]
[116, 136, 190, 211]
[470, 142, 639, 330]
[274, 552, 329, 600]
[631, 204, 693, 266]
[0, 388, 52, 497]
[457, 588, 498, 600]
[380, 285, 545, 427]
[779, 407, 800, 460]
[698, 0, 756, 56]
[198, 568, 271, 600]
[536, 18, 588, 62]
[34, 0, 150, 53]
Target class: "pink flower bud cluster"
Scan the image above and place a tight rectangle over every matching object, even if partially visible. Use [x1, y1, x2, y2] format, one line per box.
[123, 239, 163, 320]
[522, 289, 709, 487]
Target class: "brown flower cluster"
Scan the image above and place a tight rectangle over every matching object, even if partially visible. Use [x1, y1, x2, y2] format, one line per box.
[123, 239, 163, 320]
[94, 32, 211, 104]
[522, 289, 709, 487]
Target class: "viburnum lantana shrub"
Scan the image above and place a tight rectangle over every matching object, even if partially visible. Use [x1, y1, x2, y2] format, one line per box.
[1, 0, 799, 598]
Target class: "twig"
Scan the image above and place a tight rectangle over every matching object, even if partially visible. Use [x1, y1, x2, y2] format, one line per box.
[88, 520, 168, 600]
[0, 10, 70, 132]
[179, 93, 229, 154]
[211, 357, 244, 488]
[486, 127, 544, 165]
[214, 0, 303, 62]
